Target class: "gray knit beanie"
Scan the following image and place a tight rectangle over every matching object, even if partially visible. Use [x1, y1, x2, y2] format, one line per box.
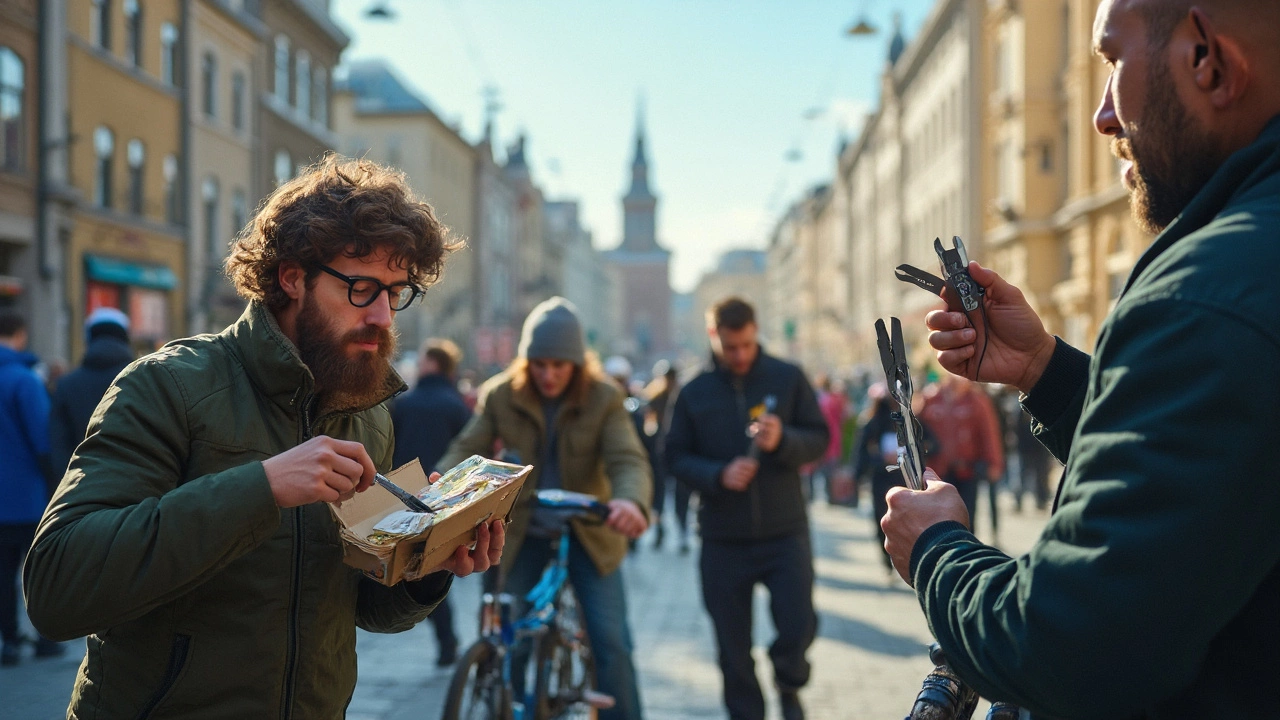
[518, 297, 586, 364]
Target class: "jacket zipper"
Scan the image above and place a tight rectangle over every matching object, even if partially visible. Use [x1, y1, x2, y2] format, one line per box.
[733, 379, 763, 535]
[280, 394, 314, 720]
[136, 634, 191, 720]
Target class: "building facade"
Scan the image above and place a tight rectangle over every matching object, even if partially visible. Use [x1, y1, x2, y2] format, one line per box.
[549, 198, 617, 356]
[188, 0, 263, 333]
[0, 0, 40, 323]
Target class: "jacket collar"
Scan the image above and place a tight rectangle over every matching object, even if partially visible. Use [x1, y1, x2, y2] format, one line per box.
[710, 345, 769, 383]
[223, 302, 406, 415]
[1122, 113, 1280, 296]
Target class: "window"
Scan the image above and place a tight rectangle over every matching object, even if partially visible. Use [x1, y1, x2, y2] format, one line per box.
[163, 153, 179, 223]
[231, 71, 245, 132]
[230, 188, 247, 241]
[295, 49, 310, 118]
[127, 138, 145, 215]
[273, 35, 289, 103]
[94, 126, 115, 208]
[0, 47, 24, 171]
[160, 22, 179, 86]
[273, 149, 291, 186]
[201, 52, 217, 119]
[202, 176, 220, 260]
[123, 0, 142, 68]
[312, 66, 327, 127]
[92, 0, 112, 51]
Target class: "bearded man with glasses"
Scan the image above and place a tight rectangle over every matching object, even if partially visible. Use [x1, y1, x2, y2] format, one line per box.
[24, 156, 504, 719]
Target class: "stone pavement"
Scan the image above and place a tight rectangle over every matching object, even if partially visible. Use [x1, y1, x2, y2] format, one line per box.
[0, 491, 1049, 720]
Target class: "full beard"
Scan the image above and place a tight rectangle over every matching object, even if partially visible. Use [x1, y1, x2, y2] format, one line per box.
[1115, 56, 1224, 235]
[294, 293, 399, 412]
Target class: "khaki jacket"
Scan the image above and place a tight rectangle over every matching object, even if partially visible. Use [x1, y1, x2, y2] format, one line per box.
[439, 370, 651, 576]
[24, 303, 445, 720]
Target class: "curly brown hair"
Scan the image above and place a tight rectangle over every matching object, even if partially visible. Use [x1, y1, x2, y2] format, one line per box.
[225, 154, 460, 311]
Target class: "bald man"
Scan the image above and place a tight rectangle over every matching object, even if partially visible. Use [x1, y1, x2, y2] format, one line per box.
[881, 1, 1280, 717]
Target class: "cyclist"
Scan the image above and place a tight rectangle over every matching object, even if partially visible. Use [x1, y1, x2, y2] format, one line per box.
[441, 297, 651, 720]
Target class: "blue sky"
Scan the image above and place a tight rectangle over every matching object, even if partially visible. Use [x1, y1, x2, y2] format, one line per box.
[331, 0, 940, 291]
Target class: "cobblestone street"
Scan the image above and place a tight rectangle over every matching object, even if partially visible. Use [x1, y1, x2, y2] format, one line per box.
[0, 493, 1049, 720]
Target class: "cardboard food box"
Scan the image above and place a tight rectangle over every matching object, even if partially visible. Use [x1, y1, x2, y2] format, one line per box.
[330, 455, 531, 586]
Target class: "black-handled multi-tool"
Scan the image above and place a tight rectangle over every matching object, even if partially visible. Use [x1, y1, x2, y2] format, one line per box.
[874, 317, 926, 491]
[895, 236, 984, 312]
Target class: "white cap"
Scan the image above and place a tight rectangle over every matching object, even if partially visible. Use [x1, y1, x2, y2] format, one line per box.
[603, 355, 632, 379]
[86, 307, 130, 333]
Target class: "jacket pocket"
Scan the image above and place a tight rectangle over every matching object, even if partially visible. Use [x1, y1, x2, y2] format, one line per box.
[135, 633, 192, 720]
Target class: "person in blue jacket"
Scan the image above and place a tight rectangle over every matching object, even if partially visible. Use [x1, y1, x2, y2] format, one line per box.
[0, 311, 62, 665]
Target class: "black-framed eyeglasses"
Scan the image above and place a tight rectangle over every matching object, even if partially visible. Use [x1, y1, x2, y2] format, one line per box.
[317, 264, 424, 311]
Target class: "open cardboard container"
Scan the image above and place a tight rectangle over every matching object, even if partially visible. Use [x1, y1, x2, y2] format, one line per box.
[330, 457, 529, 586]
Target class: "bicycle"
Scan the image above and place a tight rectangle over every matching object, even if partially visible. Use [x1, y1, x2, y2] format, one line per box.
[441, 489, 616, 720]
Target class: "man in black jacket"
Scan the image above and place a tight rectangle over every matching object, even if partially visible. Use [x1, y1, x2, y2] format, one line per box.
[49, 307, 135, 477]
[390, 338, 472, 666]
[666, 297, 828, 720]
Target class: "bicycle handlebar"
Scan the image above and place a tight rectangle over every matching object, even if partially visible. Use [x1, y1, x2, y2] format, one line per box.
[533, 489, 611, 521]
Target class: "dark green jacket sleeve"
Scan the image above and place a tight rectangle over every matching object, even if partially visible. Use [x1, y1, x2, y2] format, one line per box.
[598, 393, 653, 517]
[24, 360, 281, 640]
[912, 297, 1280, 717]
[1020, 337, 1092, 465]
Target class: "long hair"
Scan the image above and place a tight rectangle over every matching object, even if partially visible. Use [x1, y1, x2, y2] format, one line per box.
[508, 352, 604, 407]
[225, 154, 462, 311]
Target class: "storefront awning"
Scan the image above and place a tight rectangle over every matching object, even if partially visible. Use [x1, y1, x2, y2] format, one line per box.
[85, 255, 178, 291]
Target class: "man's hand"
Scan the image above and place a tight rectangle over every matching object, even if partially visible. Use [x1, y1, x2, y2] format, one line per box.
[927, 261, 1057, 393]
[720, 457, 759, 492]
[606, 499, 648, 539]
[881, 469, 970, 585]
[751, 414, 783, 453]
[437, 519, 505, 577]
[262, 435, 376, 508]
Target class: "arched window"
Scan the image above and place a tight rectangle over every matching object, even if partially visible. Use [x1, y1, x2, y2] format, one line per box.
[160, 22, 179, 86]
[92, 0, 112, 50]
[294, 49, 310, 118]
[201, 51, 217, 119]
[273, 35, 289, 103]
[94, 126, 115, 208]
[127, 138, 145, 215]
[0, 47, 25, 171]
[123, 0, 142, 68]
[163, 153, 179, 223]
[273, 149, 291, 186]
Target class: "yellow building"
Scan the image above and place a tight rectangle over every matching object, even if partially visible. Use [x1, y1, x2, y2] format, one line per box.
[65, 0, 186, 362]
[0, 0, 39, 318]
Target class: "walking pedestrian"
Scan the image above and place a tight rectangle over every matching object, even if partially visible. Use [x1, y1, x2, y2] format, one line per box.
[665, 297, 828, 720]
[0, 311, 62, 666]
[882, 1, 1280, 715]
[917, 375, 1003, 534]
[49, 307, 135, 477]
[23, 156, 503, 717]
[440, 297, 651, 720]
[390, 338, 472, 667]
[647, 360, 692, 552]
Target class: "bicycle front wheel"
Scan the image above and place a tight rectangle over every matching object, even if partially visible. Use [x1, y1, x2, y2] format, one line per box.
[533, 588, 599, 720]
[440, 640, 514, 720]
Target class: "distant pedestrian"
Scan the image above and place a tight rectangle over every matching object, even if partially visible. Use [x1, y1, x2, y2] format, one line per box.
[665, 297, 828, 720]
[49, 307, 135, 477]
[390, 338, 472, 667]
[647, 360, 692, 552]
[813, 375, 849, 505]
[918, 375, 1005, 534]
[0, 311, 62, 666]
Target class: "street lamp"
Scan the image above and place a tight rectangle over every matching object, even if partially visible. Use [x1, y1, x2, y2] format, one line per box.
[365, 1, 396, 20]
[845, 0, 878, 36]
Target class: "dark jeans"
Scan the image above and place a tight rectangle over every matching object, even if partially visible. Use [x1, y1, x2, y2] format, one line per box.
[947, 474, 979, 532]
[428, 594, 457, 657]
[504, 532, 643, 720]
[699, 533, 817, 720]
[1, 523, 37, 646]
[652, 474, 692, 533]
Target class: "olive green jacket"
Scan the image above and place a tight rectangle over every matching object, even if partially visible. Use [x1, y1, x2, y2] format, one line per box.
[439, 370, 651, 576]
[24, 303, 448, 720]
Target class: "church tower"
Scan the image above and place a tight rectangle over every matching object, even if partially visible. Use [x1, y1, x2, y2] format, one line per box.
[605, 102, 672, 363]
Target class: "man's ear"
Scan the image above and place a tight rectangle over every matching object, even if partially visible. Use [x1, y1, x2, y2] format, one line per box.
[278, 261, 306, 301]
[1187, 8, 1249, 109]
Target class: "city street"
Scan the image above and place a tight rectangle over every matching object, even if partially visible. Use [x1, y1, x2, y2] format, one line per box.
[0, 491, 1050, 720]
